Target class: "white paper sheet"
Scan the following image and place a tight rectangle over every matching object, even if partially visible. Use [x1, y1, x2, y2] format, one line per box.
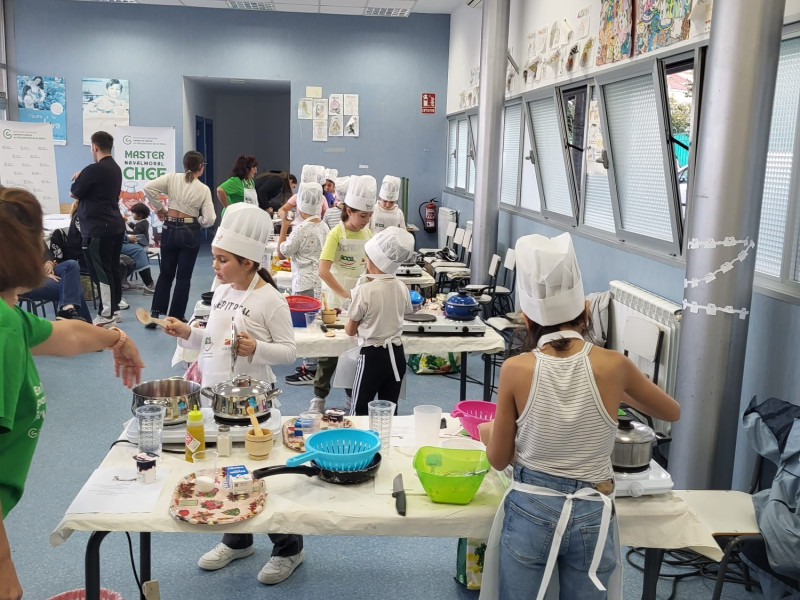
[66, 467, 170, 514]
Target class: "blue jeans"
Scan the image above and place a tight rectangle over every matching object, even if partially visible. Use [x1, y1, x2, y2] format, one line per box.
[150, 222, 200, 320]
[499, 466, 617, 600]
[25, 260, 91, 321]
[121, 240, 149, 272]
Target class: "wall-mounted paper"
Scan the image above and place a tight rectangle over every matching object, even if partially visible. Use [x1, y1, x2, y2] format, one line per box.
[345, 116, 359, 137]
[577, 6, 591, 38]
[17, 75, 66, 145]
[0, 121, 60, 213]
[82, 77, 129, 145]
[306, 86, 323, 99]
[298, 98, 312, 120]
[313, 119, 328, 142]
[313, 98, 328, 120]
[634, 0, 692, 55]
[344, 94, 359, 116]
[329, 115, 343, 137]
[597, 0, 633, 65]
[535, 27, 548, 54]
[329, 94, 343, 116]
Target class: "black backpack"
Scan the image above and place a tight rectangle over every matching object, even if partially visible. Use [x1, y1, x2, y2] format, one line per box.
[49, 227, 69, 261]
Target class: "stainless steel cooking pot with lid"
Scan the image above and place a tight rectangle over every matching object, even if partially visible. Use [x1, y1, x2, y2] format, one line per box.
[611, 414, 656, 472]
[131, 377, 201, 426]
[201, 373, 282, 423]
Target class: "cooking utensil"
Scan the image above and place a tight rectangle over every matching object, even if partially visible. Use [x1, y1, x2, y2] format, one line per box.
[253, 453, 382, 485]
[230, 320, 238, 377]
[413, 447, 491, 505]
[612, 412, 656, 472]
[444, 290, 482, 321]
[200, 374, 281, 424]
[131, 376, 201, 426]
[285, 429, 381, 471]
[451, 400, 497, 441]
[135, 308, 169, 328]
[321, 291, 330, 311]
[247, 406, 264, 437]
[392, 473, 407, 516]
[404, 312, 437, 323]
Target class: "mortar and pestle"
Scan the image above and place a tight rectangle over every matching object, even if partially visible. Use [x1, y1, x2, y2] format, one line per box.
[245, 406, 273, 460]
[320, 292, 338, 325]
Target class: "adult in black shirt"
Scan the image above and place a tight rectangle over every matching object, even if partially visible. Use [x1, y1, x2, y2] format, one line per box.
[255, 171, 295, 215]
[70, 130, 124, 325]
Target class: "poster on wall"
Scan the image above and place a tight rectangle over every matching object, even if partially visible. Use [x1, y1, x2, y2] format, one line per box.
[112, 126, 175, 234]
[298, 98, 312, 119]
[329, 94, 343, 116]
[82, 77, 130, 145]
[344, 94, 359, 116]
[596, 0, 633, 66]
[0, 121, 59, 213]
[634, 0, 692, 55]
[313, 119, 328, 142]
[313, 99, 328, 120]
[329, 115, 343, 137]
[577, 6, 591, 38]
[344, 116, 359, 137]
[16, 75, 66, 145]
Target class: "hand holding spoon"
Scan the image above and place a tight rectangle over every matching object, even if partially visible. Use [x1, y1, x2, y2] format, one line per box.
[135, 308, 169, 328]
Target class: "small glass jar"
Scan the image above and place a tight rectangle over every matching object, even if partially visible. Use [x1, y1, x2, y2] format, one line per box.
[217, 424, 232, 457]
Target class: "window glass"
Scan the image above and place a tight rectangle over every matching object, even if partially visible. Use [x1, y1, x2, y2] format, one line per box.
[604, 74, 674, 242]
[456, 119, 468, 189]
[500, 104, 522, 205]
[520, 110, 541, 212]
[562, 87, 587, 195]
[468, 114, 478, 194]
[665, 60, 695, 220]
[446, 119, 457, 189]
[530, 96, 573, 217]
[582, 86, 615, 233]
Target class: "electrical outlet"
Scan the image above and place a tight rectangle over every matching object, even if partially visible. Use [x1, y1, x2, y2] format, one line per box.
[143, 580, 161, 600]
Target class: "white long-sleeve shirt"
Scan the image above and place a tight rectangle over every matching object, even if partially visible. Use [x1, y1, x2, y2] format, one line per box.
[144, 172, 216, 228]
[279, 218, 329, 294]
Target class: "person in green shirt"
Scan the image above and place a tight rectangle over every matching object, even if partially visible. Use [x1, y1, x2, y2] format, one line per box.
[0, 187, 146, 600]
[216, 154, 258, 212]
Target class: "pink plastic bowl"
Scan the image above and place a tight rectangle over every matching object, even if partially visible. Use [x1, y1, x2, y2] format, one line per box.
[450, 400, 497, 441]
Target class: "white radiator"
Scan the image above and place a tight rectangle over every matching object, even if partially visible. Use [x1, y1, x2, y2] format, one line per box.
[608, 280, 682, 399]
[437, 207, 458, 248]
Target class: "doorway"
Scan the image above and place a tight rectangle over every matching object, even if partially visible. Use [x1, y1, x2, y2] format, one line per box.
[195, 115, 214, 188]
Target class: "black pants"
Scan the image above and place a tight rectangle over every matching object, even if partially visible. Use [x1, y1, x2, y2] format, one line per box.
[84, 235, 123, 317]
[222, 533, 303, 557]
[150, 221, 200, 321]
[351, 343, 406, 416]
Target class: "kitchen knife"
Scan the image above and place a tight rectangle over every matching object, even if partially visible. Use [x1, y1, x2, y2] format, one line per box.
[392, 473, 407, 516]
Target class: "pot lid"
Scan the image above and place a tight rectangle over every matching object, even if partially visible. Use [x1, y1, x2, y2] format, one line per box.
[213, 374, 273, 397]
[616, 415, 656, 444]
[446, 290, 479, 307]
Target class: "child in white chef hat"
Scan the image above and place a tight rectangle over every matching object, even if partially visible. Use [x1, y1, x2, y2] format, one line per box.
[323, 168, 338, 207]
[476, 233, 680, 600]
[343, 226, 416, 415]
[162, 203, 305, 586]
[278, 182, 329, 385]
[322, 175, 350, 230]
[370, 174, 406, 233]
[278, 164, 328, 223]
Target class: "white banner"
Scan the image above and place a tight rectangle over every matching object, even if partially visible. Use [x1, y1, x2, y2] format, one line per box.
[113, 126, 175, 228]
[0, 121, 59, 213]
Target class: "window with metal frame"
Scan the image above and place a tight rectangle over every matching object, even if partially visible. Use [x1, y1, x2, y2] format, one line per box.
[582, 85, 616, 233]
[603, 73, 675, 243]
[529, 95, 574, 219]
[500, 104, 523, 206]
[467, 113, 479, 195]
[446, 119, 457, 189]
[561, 85, 588, 196]
[456, 118, 468, 190]
[663, 58, 695, 223]
[520, 107, 542, 212]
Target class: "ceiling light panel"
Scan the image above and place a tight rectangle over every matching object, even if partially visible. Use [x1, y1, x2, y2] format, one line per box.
[320, 5, 364, 14]
[273, 2, 319, 11]
[226, 0, 275, 9]
[363, 6, 409, 16]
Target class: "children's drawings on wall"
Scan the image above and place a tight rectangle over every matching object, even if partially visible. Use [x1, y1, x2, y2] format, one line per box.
[577, 6, 591, 38]
[313, 119, 328, 142]
[313, 99, 328, 120]
[535, 27, 548, 54]
[329, 115, 343, 137]
[634, 0, 693, 55]
[345, 116, 359, 137]
[328, 94, 343, 116]
[298, 98, 312, 120]
[597, 0, 633, 66]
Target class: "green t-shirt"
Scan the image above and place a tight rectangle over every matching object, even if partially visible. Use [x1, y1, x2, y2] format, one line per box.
[218, 177, 254, 206]
[319, 222, 372, 262]
[0, 298, 52, 518]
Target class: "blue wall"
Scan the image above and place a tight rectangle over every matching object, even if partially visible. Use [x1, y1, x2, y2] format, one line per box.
[10, 0, 449, 241]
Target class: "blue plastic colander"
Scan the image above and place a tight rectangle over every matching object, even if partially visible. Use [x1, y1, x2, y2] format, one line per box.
[285, 429, 381, 471]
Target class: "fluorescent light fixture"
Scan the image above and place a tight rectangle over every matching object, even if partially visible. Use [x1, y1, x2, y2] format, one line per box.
[363, 6, 410, 16]
[226, 1, 275, 9]
[230, 78, 247, 83]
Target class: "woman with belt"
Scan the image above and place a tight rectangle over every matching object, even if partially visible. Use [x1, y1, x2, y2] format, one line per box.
[144, 151, 216, 324]
[478, 233, 680, 600]
[217, 154, 258, 211]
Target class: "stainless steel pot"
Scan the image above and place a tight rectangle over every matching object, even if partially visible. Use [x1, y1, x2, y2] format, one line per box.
[611, 415, 655, 472]
[201, 373, 282, 423]
[131, 377, 201, 426]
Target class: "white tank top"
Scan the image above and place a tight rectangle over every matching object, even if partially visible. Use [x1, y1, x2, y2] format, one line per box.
[514, 341, 617, 483]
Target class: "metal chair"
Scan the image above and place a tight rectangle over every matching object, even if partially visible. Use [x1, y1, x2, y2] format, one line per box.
[18, 295, 58, 318]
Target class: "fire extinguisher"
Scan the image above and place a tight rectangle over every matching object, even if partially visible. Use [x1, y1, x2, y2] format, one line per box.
[419, 198, 438, 233]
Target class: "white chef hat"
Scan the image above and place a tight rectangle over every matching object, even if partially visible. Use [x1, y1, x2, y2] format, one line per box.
[212, 203, 271, 263]
[379, 175, 401, 203]
[324, 168, 338, 182]
[364, 226, 416, 274]
[344, 175, 377, 212]
[296, 182, 323, 216]
[334, 176, 350, 202]
[516, 232, 585, 326]
[300, 164, 326, 186]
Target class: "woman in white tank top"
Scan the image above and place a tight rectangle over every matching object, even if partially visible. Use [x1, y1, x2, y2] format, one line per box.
[478, 233, 680, 600]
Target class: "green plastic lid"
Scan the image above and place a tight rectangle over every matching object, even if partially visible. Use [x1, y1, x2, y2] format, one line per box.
[187, 405, 203, 422]
[618, 408, 627, 417]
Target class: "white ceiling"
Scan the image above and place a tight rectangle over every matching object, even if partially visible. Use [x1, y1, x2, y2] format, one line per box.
[68, 0, 465, 17]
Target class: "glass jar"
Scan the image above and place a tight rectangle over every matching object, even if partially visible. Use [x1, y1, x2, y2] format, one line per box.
[217, 424, 232, 457]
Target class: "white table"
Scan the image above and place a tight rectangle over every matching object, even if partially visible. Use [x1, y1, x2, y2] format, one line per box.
[51, 415, 747, 600]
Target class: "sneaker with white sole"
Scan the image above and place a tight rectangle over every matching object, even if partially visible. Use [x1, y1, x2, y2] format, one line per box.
[308, 397, 325, 413]
[197, 543, 254, 571]
[142, 283, 156, 295]
[119, 299, 130, 310]
[285, 368, 316, 386]
[257, 550, 305, 585]
[93, 314, 117, 327]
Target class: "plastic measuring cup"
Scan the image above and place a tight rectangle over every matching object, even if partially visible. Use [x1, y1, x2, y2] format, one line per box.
[304, 311, 319, 332]
[414, 405, 442, 446]
[135, 405, 166, 461]
[368, 400, 395, 450]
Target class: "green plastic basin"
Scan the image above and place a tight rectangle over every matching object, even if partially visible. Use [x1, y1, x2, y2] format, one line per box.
[413, 446, 490, 505]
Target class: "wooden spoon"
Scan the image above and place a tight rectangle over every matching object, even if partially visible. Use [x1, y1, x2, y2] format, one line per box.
[321, 291, 330, 312]
[247, 406, 264, 437]
[135, 308, 169, 328]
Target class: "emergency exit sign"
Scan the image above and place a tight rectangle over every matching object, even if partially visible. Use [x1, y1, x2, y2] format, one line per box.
[422, 93, 436, 113]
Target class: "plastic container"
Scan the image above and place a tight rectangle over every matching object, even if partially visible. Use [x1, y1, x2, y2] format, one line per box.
[409, 289, 424, 312]
[286, 295, 323, 327]
[285, 429, 381, 471]
[185, 405, 206, 462]
[450, 400, 497, 441]
[413, 446, 491, 505]
[48, 590, 124, 600]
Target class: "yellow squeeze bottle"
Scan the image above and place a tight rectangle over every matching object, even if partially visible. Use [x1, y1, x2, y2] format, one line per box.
[185, 405, 206, 462]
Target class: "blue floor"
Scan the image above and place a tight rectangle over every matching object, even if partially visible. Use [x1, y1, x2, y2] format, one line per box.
[8, 244, 763, 599]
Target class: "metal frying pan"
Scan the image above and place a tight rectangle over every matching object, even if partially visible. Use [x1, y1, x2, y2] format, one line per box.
[252, 453, 382, 485]
[403, 312, 437, 323]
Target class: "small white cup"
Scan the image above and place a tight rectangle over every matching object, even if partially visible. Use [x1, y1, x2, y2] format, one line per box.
[414, 405, 442, 447]
[192, 450, 218, 493]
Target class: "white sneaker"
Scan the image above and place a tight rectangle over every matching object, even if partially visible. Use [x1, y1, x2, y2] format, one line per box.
[119, 299, 130, 310]
[93, 314, 117, 327]
[308, 397, 325, 413]
[257, 550, 305, 585]
[197, 543, 254, 571]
